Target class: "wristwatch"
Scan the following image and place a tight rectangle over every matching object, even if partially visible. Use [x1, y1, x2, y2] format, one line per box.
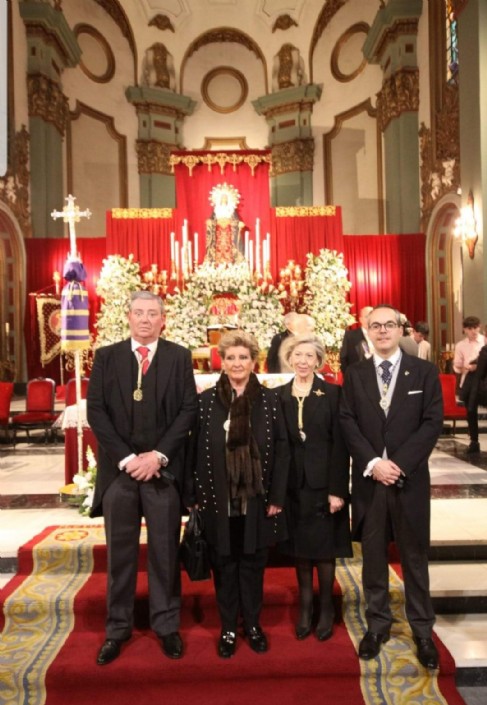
[154, 451, 169, 467]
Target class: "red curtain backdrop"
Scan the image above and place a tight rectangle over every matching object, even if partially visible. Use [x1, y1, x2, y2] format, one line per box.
[172, 150, 272, 269]
[24, 237, 106, 382]
[106, 209, 176, 272]
[270, 207, 344, 274]
[343, 233, 426, 325]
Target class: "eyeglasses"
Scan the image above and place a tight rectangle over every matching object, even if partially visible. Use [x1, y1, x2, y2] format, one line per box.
[368, 321, 399, 332]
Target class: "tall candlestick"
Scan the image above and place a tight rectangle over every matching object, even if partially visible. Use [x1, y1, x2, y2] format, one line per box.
[187, 241, 193, 273]
[170, 232, 175, 263]
[255, 218, 261, 273]
[182, 219, 188, 247]
[249, 239, 254, 274]
[244, 230, 249, 261]
[5, 321, 9, 336]
[194, 233, 198, 265]
[175, 240, 180, 275]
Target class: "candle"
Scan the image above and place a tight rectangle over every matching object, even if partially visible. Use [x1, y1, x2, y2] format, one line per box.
[187, 241, 193, 273]
[5, 321, 9, 335]
[255, 218, 260, 272]
[170, 232, 175, 262]
[175, 241, 180, 274]
[244, 231, 249, 261]
[249, 239, 254, 273]
[182, 220, 188, 247]
[194, 233, 198, 264]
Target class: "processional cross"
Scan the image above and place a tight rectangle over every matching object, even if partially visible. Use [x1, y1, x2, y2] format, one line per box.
[51, 194, 91, 256]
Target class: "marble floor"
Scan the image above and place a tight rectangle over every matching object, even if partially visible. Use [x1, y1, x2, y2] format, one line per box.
[1, 421, 487, 704]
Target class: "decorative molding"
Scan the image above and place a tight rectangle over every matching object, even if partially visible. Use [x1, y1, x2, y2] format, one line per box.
[111, 207, 174, 219]
[201, 137, 250, 150]
[0, 126, 32, 238]
[275, 205, 336, 217]
[373, 19, 419, 63]
[271, 138, 315, 176]
[330, 23, 369, 83]
[180, 27, 268, 95]
[169, 151, 272, 176]
[27, 74, 69, 135]
[272, 14, 298, 32]
[376, 67, 419, 132]
[149, 14, 175, 32]
[136, 140, 173, 175]
[93, 0, 137, 84]
[309, 0, 348, 83]
[201, 67, 248, 114]
[74, 24, 115, 83]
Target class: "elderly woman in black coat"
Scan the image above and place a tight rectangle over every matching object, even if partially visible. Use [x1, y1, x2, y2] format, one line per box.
[189, 330, 289, 658]
[277, 334, 352, 641]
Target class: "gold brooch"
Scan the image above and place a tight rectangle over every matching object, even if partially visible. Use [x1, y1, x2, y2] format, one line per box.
[313, 389, 325, 396]
[404, 371, 410, 376]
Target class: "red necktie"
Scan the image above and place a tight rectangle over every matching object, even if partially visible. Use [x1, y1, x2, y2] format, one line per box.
[137, 346, 150, 375]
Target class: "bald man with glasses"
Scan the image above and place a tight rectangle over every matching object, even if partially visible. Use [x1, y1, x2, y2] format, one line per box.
[340, 304, 443, 670]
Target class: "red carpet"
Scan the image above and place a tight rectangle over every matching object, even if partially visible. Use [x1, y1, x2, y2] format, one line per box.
[0, 526, 467, 705]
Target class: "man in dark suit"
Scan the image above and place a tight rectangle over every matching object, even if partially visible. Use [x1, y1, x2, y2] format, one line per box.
[339, 306, 374, 373]
[87, 290, 198, 665]
[340, 304, 443, 670]
[266, 311, 299, 373]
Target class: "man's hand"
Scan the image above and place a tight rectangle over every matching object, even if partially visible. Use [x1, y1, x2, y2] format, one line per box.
[371, 459, 403, 486]
[125, 451, 161, 482]
[328, 495, 345, 514]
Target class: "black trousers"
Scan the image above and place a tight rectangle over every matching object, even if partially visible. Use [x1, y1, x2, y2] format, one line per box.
[361, 482, 435, 639]
[103, 472, 181, 640]
[209, 516, 268, 632]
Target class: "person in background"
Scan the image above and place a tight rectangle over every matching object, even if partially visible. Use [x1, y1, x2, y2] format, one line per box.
[340, 304, 443, 670]
[413, 322, 431, 361]
[266, 311, 300, 373]
[339, 306, 374, 373]
[87, 291, 198, 665]
[189, 330, 289, 658]
[277, 334, 352, 642]
[453, 316, 485, 390]
[461, 343, 487, 454]
[398, 316, 419, 357]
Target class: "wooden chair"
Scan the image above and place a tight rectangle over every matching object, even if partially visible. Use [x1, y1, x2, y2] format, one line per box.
[0, 381, 14, 443]
[11, 377, 58, 446]
[439, 373, 467, 433]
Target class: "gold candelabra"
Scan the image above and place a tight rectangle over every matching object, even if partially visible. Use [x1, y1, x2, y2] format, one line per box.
[277, 260, 305, 311]
[142, 264, 168, 297]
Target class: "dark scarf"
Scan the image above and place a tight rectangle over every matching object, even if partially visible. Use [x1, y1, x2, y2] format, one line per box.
[216, 371, 264, 501]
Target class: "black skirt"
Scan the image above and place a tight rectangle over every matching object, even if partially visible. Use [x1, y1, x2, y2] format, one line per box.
[280, 485, 353, 561]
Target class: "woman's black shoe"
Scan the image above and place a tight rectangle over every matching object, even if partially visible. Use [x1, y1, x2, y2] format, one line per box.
[218, 630, 237, 658]
[295, 621, 312, 640]
[316, 624, 333, 641]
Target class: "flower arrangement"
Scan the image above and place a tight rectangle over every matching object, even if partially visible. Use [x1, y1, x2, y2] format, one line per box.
[94, 254, 144, 348]
[303, 249, 355, 350]
[164, 261, 284, 350]
[72, 445, 97, 516]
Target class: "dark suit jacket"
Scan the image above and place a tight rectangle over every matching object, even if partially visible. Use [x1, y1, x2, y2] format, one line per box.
[277, 376, 349, 498]
[87, 337, 198, 517]
[339, 353, 443, 548]
[339, 327, 368, 372]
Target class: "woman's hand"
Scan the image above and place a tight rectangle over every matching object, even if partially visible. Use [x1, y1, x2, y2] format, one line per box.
[328, 495, 345, 514]
[267, 504, 283, 517]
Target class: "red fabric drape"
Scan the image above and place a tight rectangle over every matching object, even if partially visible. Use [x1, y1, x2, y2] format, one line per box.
[173, 151, 271, 270]
[270, 207, 344, 274]
[343, 233, 426, 325]
[106, 211, 176, 272]
[24, 237, 106, 383]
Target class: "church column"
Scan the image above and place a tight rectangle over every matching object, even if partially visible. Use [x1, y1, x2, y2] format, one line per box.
[363, 0, 422, 233]
[454, 0, 487, 319]
[19, 1, 81, 237]
[253, 84, 322, 207]
[125, 86, 195, 208]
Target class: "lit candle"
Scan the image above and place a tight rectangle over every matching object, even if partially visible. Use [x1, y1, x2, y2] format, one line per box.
[249, 239, 254, 273]
[175, 241, 180, 274]
[170, 232, 175, 262]
[187, 241, 193, 273]
[266, 233, 271, 270]
[5, 321, 9, 336]
[244, 231, 249, 261]
[255, 218, 260, 273]
[194, 233, 198, 264]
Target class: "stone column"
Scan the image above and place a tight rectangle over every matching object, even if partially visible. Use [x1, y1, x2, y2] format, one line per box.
[253, 84, 322, 207]
[20, 1, 81, 237]
[125, 86, 195, 208]
[363, 0, 422, 233]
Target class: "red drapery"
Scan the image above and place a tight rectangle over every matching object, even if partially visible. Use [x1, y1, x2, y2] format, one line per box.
[270, 206, 344, 273]
[172, 150, 272, 270]
[342, 233, 426, 324]
[106, 208, 176, 272]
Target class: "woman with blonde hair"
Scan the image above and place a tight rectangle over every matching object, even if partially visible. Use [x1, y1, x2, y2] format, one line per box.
[277, 334, 352, 641]
[188, 330, 289, 658]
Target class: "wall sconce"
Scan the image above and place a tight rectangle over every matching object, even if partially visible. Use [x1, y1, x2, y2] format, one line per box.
[454, 189, 478, 259]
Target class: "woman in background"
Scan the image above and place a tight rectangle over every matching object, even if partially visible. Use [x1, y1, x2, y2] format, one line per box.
[277, 334, 352, 641]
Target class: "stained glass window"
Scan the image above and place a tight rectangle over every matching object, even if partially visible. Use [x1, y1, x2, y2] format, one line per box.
[446, 0, 459, 83]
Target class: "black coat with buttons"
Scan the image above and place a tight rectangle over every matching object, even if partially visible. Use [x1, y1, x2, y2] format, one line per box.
[190, 381, 290, 556]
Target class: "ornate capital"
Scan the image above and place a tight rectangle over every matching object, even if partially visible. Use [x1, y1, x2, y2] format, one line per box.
[271, 139, 314, 176]
[136, 140, 172, 175]
[0, 126, 32, 237]
[376, 67, 419, 132]
[28, 74, 69, 135]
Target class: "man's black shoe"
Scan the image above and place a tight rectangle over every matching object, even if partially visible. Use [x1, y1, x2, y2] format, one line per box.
[414, 636, 439, 669]
[218, 630, 237, 658]
[160, 631, 183, 659]
[96, 639, 124, 666]
[358, 631, 390, 660]
[467, 441, 481, 453]
[245, 626, 268, 653]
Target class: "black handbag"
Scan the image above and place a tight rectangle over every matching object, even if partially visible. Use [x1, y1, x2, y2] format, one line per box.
[180, 509, 211, 581]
